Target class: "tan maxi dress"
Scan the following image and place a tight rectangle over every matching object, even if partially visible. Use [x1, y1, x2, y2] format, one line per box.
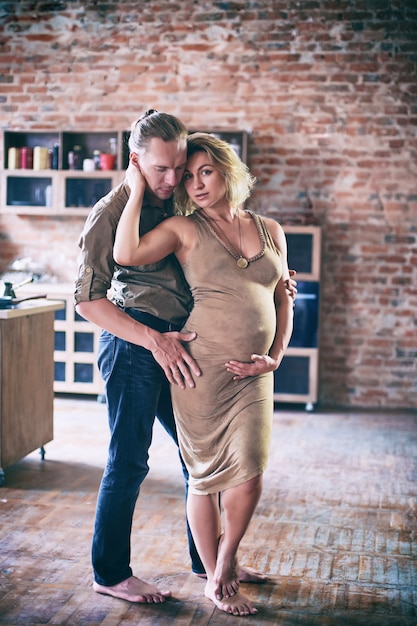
[171, 209, 283, 495]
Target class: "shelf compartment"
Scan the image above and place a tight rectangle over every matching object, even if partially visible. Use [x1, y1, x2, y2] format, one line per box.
[274, 349, 319, 404]
[62, 132, 118, 171]
[4, 131, 60, 169]
[6, 175, 53, 207]
[64, 176, 112, 209]
[284, 225, 321, 281]
[289, 281, 319, 349]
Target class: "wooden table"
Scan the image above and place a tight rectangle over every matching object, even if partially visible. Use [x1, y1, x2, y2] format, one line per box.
[0, 299, 64, 485]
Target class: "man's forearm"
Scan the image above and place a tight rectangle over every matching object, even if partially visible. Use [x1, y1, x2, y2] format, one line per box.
[75, 297, 156, 350]
[75, 297, 200, 388]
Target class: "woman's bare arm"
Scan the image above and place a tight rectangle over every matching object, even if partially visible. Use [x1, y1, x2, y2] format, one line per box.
[113, 162, 187, 266]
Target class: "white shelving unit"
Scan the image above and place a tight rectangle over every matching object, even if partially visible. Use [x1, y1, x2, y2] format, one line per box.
[275, 225, 322, 410]
[20, 283, 104, 396]
[0, 130, 125, 216]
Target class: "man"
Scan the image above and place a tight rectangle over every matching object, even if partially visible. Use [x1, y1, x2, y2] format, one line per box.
[74, 110, 296, 604]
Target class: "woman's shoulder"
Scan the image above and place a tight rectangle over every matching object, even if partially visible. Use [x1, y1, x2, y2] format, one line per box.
[251, 212, 284, 235]
[247, 211, 286, 252]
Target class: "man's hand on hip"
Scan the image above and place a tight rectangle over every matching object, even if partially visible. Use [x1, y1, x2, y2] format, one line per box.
[149, 330, 200, 389]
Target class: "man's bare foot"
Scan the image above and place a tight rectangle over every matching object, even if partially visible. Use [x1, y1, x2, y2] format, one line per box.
[238, 565, 268, 584]
[205, 581, 257, 616]
[195, 564, 268, 584]
[93, 575, 171, 603]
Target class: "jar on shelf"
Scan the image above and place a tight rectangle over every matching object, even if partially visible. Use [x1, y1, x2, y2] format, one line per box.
[83, 158, 95, 172]
[8, 147, 21, 169]
[99, 152, 116, 171]
[33, 146, 49, 170]
[20, 147, 33, 169]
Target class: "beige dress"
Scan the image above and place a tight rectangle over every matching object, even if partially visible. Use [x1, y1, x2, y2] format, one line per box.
[171, 210, 283, 495]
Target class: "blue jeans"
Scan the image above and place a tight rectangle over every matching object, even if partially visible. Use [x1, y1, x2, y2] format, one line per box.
[92, 309, 204, 586]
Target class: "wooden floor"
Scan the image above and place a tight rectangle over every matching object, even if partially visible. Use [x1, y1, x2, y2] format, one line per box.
[0, 397, 416, 626]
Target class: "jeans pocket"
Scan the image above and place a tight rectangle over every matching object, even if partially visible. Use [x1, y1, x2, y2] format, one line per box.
[97, 331, 116, 382]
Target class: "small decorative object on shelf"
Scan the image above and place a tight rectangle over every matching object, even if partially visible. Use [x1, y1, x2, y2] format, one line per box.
[7, 147, 20, 169]
[33, 146, 49, 170]
[109, 137, 117, 155]
[99, 152, 116, 170]
[51, 144, 59, 170]
[68, 145, 83, 170]
[21, 147, 33, 169]
[98, 137, 117, 170]
[93, 149, 101, 170]
[45, 184, 52, 207]
[82, 158, 95, 172]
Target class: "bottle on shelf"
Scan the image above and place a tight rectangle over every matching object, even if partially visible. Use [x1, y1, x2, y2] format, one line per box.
[45, 184, 52, 207]
[21, 147, 33, 169]
[68, 145, 83, 170]
[52, 144, 59, 170]
[93, 149, 101, 170]
[109, 137, 117, 155]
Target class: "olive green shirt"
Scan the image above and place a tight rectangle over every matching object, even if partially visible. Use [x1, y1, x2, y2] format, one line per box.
[74, 180, 193, 324]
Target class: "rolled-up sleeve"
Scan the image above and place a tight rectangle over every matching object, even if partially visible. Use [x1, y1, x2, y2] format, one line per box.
[74, 264, 96, 303]
[74, 184, 126, 305]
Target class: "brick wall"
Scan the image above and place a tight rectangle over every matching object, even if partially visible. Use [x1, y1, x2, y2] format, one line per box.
[0, 0, 416, 409]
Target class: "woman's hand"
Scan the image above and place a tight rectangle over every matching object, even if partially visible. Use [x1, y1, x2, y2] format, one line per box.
[126, 158, 147, 197]
[286, 269, 297, 301]
[225, 354, 278, 380]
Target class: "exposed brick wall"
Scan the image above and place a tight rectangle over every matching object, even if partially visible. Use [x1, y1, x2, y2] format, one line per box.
[0, 1, 416, 409]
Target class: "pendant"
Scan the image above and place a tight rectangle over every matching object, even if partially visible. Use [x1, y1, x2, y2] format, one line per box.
[237, 256, 249, 269]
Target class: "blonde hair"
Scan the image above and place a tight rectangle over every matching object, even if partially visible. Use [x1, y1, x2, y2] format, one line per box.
[175, 132, 256, 214]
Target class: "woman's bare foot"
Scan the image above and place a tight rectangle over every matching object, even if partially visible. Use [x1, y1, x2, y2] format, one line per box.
[205, 581, 257, 616]
[93, 575, 171, 603]
[212, 550, 239, 600]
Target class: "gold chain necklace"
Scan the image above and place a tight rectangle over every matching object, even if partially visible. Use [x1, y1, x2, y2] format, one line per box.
[200, 209, 249, 269]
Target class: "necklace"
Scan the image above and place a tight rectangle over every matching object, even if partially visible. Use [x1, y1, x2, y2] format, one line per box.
[201, 209, 249, 269]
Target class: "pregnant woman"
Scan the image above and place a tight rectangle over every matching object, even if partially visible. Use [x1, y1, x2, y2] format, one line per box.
[114, 131, 294, 616]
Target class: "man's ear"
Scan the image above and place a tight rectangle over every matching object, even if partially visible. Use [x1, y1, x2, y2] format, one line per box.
[129, 152, 140, 167]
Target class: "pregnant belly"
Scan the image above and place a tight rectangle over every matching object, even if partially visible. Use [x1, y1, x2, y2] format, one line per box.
[184, 301, 276, 362]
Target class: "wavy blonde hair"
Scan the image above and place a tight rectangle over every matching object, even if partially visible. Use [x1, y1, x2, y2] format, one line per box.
[175, 132, 256, 214]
